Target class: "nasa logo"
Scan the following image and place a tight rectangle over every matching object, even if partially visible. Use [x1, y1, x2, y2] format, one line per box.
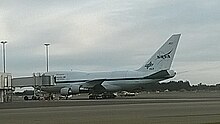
[157, 49, 173, 59]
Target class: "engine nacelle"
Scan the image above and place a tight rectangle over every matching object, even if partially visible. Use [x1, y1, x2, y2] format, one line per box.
[60, 85, 80, 96]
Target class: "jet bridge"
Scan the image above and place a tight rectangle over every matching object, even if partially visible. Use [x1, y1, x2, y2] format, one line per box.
[12, 73, 55, 87]
[0, 73, 12, 102]
[11, 73, 56, 101]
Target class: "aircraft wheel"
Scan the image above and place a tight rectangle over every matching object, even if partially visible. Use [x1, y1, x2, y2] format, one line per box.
[24, 96, 28, 100]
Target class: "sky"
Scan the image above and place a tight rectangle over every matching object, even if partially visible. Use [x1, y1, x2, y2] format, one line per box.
[0, 0, 220, 85]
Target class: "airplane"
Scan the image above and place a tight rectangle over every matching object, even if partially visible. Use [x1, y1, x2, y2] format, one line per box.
[41, 34, 181, 99]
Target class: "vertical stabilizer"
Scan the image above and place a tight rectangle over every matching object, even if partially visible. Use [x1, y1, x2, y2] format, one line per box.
[137, 34, 181, 73]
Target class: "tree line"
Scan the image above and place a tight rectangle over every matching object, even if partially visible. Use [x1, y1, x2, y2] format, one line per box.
[141, 81, 220, 92]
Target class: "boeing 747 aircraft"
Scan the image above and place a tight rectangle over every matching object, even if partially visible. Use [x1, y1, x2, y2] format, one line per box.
[42, 34, 181, 99]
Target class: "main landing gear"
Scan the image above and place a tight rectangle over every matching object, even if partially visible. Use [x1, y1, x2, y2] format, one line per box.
[89, 93, 116, 99]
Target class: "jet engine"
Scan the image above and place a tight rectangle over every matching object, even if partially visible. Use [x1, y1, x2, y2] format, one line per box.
[60, 85, 80, 96]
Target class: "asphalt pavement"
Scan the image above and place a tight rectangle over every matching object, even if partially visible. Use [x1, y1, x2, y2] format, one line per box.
[1, 91, 220, 124]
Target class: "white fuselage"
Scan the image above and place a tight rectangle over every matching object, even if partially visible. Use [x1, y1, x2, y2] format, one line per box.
[43, 70, 169, 93]
[41, 34, 180, 94]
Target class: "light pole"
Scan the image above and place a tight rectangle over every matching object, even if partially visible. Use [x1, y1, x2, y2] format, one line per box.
[44, 43, 50, 72]
[1, 41, 7, 73]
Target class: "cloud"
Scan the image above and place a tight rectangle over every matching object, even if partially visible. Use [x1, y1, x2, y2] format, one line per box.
[0, 0, 220, 84]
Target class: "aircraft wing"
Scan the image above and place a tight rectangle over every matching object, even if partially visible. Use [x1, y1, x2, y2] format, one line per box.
[82, 79, 105, 88]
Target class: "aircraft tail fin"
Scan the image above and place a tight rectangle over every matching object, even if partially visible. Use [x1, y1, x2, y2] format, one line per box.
[137, 34, 181, 73]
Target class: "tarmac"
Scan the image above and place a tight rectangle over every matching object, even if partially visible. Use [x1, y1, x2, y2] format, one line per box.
[1, 91, 220, 124]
